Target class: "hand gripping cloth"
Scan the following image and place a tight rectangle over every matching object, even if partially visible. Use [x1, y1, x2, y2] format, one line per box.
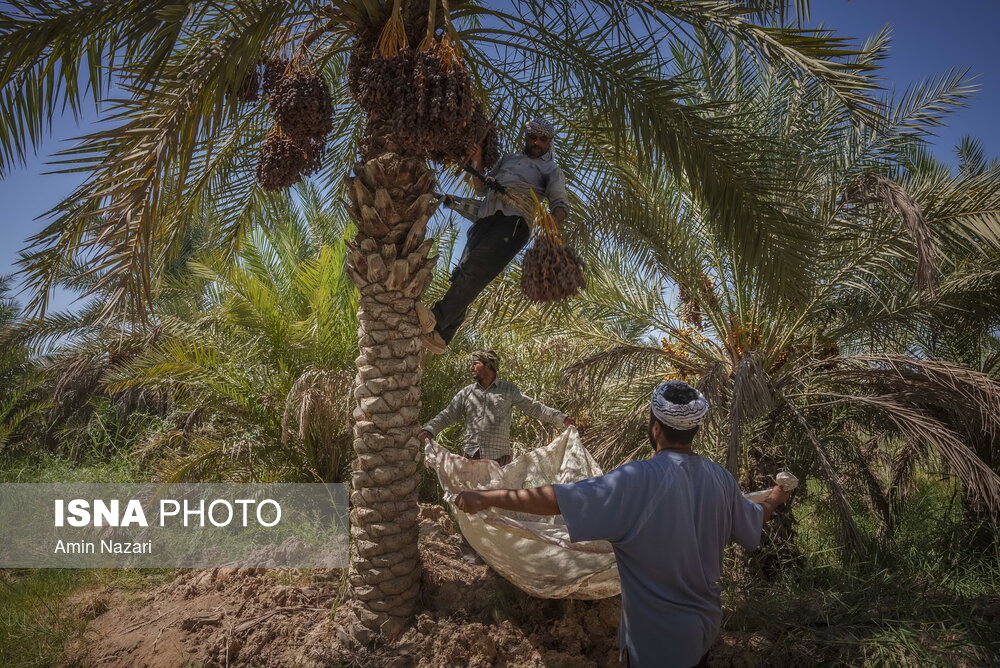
[424, 427, 620, 599]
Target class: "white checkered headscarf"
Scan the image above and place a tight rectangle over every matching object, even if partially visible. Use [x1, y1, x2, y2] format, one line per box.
[651, 381, 709, 429]
[523, 117, 556, 139]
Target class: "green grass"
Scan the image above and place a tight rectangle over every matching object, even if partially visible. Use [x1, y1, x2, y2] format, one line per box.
[0, 568, 94, 668]
[0, 450, 146, 484]
[721, 475, 1000, 666]
[723, 564, 1000, 666]
[0, 568, 173, 668]
[0, 452, 169, 666]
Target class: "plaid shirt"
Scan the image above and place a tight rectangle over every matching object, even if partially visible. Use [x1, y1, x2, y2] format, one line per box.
[423, 379, 566, 460]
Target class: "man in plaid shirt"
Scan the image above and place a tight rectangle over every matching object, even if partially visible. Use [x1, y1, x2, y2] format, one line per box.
[418, 350, 575, 465]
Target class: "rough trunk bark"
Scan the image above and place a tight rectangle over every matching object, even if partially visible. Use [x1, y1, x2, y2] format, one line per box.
[342, 134, 437, 641]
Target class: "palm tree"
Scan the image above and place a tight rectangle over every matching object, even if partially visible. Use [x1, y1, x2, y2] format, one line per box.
[104, 187, 360, 482]
[0, 277, 48, 449]
[10, 186, 359, 480]
[468, 33, 1000, 566]
[0, 0, 880, 637]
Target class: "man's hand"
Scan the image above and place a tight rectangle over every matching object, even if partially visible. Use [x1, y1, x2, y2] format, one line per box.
[467, 143, 482, 169]
[759, 485, 791, 523]
[768, 485, 791, 506]
[418, 430, 433, 444]
[563, 416, 576, 428]
[455, 491, 492, 514]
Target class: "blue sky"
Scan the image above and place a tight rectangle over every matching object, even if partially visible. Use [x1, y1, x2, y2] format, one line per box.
[812, 0, 999, 158]
[1, 0, 997, 312]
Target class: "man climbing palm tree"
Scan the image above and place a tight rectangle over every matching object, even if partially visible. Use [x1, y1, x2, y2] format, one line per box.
[420, 117, 570, 353]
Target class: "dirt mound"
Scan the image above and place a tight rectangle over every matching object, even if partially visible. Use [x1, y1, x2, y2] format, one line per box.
[66, 504, 622, 668]
[67, 566, 344, 668]
[58, 502, 999, 666]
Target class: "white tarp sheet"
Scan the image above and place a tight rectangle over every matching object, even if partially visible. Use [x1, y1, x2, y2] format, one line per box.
[424, 428, 620, 599]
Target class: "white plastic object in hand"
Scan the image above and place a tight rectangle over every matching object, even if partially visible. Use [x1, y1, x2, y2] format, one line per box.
[744, 471, 799, 503]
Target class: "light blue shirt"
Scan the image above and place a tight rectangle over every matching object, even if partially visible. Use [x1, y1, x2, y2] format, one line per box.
[553, 451, 763, 668]
[477, 151, 570, 219]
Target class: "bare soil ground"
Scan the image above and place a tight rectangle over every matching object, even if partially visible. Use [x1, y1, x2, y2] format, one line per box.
[63, 504, 794, 668]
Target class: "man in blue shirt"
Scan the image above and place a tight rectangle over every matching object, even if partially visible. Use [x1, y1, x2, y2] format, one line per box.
[421, 117, 570, 354]
[455, 380, 790, 667]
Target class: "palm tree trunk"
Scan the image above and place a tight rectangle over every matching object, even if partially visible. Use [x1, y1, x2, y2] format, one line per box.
[343, 132, 437, 640]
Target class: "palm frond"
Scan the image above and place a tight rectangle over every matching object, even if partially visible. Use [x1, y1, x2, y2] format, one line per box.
[727, 352, 773, 474]
[842, 173, 939, 291]
[788, 403, 866, 555]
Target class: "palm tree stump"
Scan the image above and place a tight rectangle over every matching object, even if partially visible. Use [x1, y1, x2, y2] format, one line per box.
[343, 136, 437, 641]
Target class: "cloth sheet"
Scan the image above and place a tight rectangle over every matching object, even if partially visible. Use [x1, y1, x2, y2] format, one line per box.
[424, 427, 621, 599]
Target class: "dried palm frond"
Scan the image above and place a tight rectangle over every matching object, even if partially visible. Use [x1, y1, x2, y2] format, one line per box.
[835, 354, 1000, 439]
[848, 395, 1000, 515]
[838, 432, 894, 534]
[888, 440, 924, 512]
[727, 352, 774, 474]
[695, 361, 730, 415]
[843, 173, 939, 291]
[282, 368, 353, 482]
[789, 405, 866, 556]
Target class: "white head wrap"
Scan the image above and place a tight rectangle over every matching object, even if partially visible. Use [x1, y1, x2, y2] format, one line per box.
[651, 381, 710, 429]
[523, 117, 556, 139]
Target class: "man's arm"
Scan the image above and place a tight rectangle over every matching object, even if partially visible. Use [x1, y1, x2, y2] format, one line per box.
[511, 387, 573, 428]
[730, 480, 791, 549]
[468, 144, 486, 193]
[455, 485, 560, 515]
[545, 165, 570, 224]
[457, 467, 636, 543]
[757, 485, 790, 524]
[469, 146, 506, 196]
[419, 390, 466, 443]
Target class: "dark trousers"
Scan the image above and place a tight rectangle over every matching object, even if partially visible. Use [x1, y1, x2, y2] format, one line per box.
[431, 211, 530, 343]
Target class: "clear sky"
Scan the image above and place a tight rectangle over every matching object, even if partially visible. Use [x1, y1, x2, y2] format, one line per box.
[1, 0, 997, 312]
[811, 0, 999, 159]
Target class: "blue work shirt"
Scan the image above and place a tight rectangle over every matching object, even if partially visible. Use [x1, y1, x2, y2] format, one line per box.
[553, 450, 763, 668]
